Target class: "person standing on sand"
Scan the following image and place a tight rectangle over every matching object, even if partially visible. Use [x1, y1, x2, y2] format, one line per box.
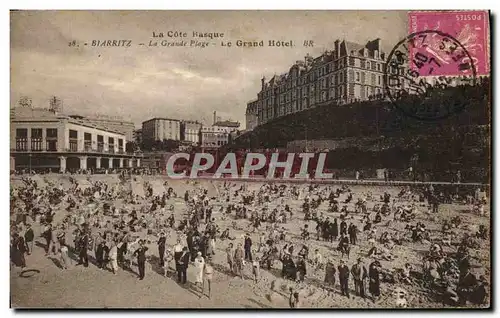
[332, 219, 339, 241]
[43, 223, 53, 255]
[59, 238, 71, 270]
[12, 233, 27, 269]
[203, 260, 214, 299]
[133, 240, 148, 280]
[173, 238, 184, 278]
[194, 252, 205, 290]
[77, 228, 89, 267]
[24, 224, 34, 255]
[244, 233, 253, 262]
[95, 240, 107, 269]
[369, 261, 381, 302]
[109, 241, 118, 274]
[157, 230, 166, 267]
[234, 243, 245, 279]
[351, 257, 368, 298]
[252, 257, 260, 283]
[338, 259, 350, 298]
[226, 243, 235, 274]
[177, 247, 190, 284]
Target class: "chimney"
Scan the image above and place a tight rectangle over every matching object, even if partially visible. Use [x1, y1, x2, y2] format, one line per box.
[261, 77, 266, 90]
[334, 40, 340, 59]
[213, 111, 216, 125]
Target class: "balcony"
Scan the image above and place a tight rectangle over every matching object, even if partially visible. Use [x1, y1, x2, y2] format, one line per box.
[84, 141, 92, 151]
[58, 147, 127, 155]
[15, 138, 28, 152]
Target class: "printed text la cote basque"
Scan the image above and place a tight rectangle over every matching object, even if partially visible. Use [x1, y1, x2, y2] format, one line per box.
[151, 31, 295, 48]
[152, 31, 225, 39]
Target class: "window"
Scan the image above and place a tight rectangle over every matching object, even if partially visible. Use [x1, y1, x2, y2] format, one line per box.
[378, 76, 381, 85]
[95, 135, 103, 152]
[16, 128, 28, 138]
[31, 128, 43, 151]
[69, 130, 78, 152]
[377, 63, 381, 71]
[16, 128, 28, 151]
[84, 132, 92, 151]
[46, 128, 57, 138]
[349, 57, 355, 66]
[31, 128, 42, 139]
[356, 72, 360, 82]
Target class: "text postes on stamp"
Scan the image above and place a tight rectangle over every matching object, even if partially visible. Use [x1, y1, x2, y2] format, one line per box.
[408, 10, 489, 76]
[384, 30, 477, 121]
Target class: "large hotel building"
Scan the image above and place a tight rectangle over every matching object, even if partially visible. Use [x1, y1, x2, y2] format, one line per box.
[246, 38, 400, 128]
[10, 107, 142, 172]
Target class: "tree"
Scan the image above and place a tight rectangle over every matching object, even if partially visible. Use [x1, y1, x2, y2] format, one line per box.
[18, 96, 32, 108]
[125, 141, 138, 153]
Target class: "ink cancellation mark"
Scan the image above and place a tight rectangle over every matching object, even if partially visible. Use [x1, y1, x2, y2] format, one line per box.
[383, 30, 477, 121]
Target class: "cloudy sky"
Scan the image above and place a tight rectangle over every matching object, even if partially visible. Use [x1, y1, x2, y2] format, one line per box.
[11, 10, 407, 128]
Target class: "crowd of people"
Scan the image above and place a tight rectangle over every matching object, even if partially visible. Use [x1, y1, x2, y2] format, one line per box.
[10, 173, 490, 308]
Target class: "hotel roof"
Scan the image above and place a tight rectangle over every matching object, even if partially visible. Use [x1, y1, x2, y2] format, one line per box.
[11, 107, 125, 136]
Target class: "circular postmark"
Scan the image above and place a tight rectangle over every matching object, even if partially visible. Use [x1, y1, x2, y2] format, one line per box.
[384, 30, 477, 121]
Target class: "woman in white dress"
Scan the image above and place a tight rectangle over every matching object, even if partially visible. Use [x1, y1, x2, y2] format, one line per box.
[194, 252, 205, 290]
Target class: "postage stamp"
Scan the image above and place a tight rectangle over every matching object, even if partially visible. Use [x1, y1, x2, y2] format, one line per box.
[10, 10, 491, 309]
[408, 10, 490, 76]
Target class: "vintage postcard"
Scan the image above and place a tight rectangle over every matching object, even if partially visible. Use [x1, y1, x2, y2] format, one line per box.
[10, 10, 491, 309]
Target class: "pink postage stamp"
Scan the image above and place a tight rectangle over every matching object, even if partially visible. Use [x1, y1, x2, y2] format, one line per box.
[408, 10, 490, 76]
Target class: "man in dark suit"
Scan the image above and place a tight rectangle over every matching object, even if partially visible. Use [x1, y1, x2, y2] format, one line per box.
[340, 220, 347, 236]
[158, 231, 166, 267]
[351, 258, 368, 298]
[15, 233, 27, 268]
[24, 224, 34, 255]
[95, 241, 107, 269]
[244, 233, 253, 262]
[338, 260, 350, 298]
[133, 240, 149, 280]
[177, 246, 190, 284]
[77, 229, 89, 267]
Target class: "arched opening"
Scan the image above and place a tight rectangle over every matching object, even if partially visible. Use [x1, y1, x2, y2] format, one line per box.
[101, 158, 110, 169]
[66, 157, 80, 171]
[87, 157, 97, 170]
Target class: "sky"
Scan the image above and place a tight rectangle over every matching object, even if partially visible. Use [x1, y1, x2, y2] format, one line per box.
[11, 10, 408, 128]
